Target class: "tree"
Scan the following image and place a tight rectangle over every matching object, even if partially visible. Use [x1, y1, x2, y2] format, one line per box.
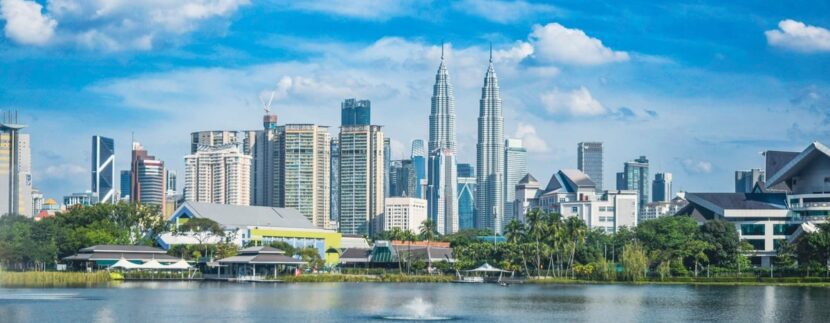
[525, 209, 547, 276]
[419, 219, 437, 272]
[621, 242, 648, 281]
[637, 216, 700, 275]
[176, 218, 224, 261]
[775, 241, 797, 270]
[699, 220, 740, 267]
[504, 219, 524, 245]
[796, 221, 830, 275]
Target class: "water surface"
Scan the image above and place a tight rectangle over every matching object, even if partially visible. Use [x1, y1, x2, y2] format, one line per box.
[1, 282, 828, 322]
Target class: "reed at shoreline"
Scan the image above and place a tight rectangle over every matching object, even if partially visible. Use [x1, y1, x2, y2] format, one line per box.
[0, 270, 111, 287]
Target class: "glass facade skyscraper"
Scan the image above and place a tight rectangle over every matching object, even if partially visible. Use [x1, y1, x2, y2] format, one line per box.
[503, 138, 527, 226]
[619, 156, 650, 210]
[652, 172, 672, 202]
[476, 51, 505, 233]
[91, 135, 115, 204]
[341, 98, 371, 126]
[427, 149, 458, 234]
[410, 139, 427, 199]
[457, 163, 476, 230]
[577, 142, 603, 192]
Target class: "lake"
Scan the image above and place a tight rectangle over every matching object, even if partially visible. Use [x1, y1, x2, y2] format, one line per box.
[1, 282, 829, 322]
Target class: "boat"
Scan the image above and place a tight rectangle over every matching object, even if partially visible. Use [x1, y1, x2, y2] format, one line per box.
[454, 263, 512, 284]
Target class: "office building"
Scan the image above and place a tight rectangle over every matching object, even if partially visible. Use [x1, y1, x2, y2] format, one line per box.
[520, 169, 638, 233]
[130, 142, 167, 214]
[735, 169, 765, 193]
[429, 46, 457, 154]
[641, 193, 688, 221]
[167, 170, 177, 194]
[618, 156, 650, 211]
[411, 140, 427, 199]
[503, 138, 527, 226]
[577, 142, 603, 192]
[339, 125, 385, 236]
[0, 112, 31, 217]
[330, 138, 340, 221]
[383, 197, 427, 234]
[190, 130, 257, 155]
[427, 148, 458, 235]
[395, 159, 417, 197]
[184, 144, 251, 206]
[652, 172, 672, 203]
[514, 174, 540, 223]
[476, 49, 505, 233]
[64, 191, 99, 208]
[120, 170, 131, 200]
[341, 98, 371, 126]
[457, 163, 476, 230]
[384, 138, 392, 198]
[31, 189, 43, 215]
[276, 124, 331, 228]
[91, 136, 115, 204]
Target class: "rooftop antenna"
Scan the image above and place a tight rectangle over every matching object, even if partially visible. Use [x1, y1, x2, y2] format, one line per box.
[441, 40, 445, 60]
[489, 42, 493, 63]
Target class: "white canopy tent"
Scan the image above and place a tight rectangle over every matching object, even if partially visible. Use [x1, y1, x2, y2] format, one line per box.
[165, 260, 192, 270]
[109, 258, 141, 270]
[137, 260, 166, 270]
[465, 263, 510, 273]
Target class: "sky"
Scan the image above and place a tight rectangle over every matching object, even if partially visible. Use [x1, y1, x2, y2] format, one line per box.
[1, 0, 829, 200]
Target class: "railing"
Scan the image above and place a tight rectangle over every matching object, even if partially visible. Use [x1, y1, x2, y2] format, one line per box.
[789, 202, 830, 210]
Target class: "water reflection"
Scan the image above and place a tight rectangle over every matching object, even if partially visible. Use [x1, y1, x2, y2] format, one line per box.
[1, 283, 830, 322]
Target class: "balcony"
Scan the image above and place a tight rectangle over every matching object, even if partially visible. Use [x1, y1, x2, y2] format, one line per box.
[789, 202, 830, 211]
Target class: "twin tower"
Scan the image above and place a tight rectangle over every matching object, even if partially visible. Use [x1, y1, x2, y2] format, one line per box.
[427, 45, 504, 235]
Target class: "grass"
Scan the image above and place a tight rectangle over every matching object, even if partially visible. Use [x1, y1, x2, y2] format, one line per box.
[283, 274, 455, 283]
[527, 276, 830, 287]
[0, 270, 111, 287]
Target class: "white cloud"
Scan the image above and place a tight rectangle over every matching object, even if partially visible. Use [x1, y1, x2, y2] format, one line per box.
[1, 0, 249, 51]
[279, 0, 422, 21]
[42, 163, 86, 179]
[456, 0, 558, 24]
[493, 41, 534, 63]
[680, 158, 713, 174]
[0, 0, 57, 45]
[529, 22, 629, 65]
[540, 86, 606, 117]
[513, 123, 548, 152]
[765, 19, 830, 53]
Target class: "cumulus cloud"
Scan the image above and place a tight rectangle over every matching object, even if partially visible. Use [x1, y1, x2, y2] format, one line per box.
[540, 86, 606, 117]
[529, 22, 629, 65]
[0, 0, 57, 45]
[1, 0, 249, 51]
[679, 158, 713, 174]
[456, 0, 558, 24]
[513, 123, 548, 152]
[42, 163, 86, 179]
[765, 19, 830, 53]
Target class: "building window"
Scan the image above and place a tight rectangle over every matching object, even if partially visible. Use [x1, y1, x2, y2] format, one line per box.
[571, 206, 578, 213]
[745, 239, 765, 251]
[740, 224, 765, 236]
[773, 224, 799, 235]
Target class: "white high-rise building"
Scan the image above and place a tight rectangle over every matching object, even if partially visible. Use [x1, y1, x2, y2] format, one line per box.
[384, 197, 427, 234]
[339, 125, 385, 236]
[428, 45, 457, 155]
[427, 148, 458, 234]
[184, 145, 251, 206]
[277, 124, 331, 228]
[476, 48, 505, 233]
[0, 112, 31, 217]
[503, 138, 527, 227]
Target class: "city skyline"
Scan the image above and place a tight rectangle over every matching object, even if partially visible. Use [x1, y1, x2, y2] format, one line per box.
[1, 1, 828, 200]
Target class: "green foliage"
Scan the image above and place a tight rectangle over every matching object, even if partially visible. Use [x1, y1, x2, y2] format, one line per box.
[699, 220, 740, 267]
[621, 242, 648, 281]
[0, 271, 110, 287]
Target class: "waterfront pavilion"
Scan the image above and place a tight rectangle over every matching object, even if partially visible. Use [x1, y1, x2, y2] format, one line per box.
[216, 246, 305, 278]
[63, 245, 180, 271]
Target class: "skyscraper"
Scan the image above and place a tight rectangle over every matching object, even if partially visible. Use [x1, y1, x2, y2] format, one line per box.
[251, 114, 279, 206]
[330, 138, 340, 221]
[735, 169, 764, 193]
[91, 136, 115, 204]
[166, 170, 177, 194]
[410, 140, 427, 199]
[0, 112, 31, 217]
[429, 45, 457, 154]
[130, 142, 167, 215]
[652, 172, 673, 202]
[384, 138, 392, 198]
[476, 48, 505, 233]
[577, 142, 603, 192]
[396, 159, 417, 197]
[339, 125, 384, 236]
[427, 148, 458, 234]
[503, 138, 527, 226]
[457, 163, 476, 230]
[341, 98, 371, 126]
[184, 145, 251, 206]
[277, 124, 331, 228]
[618, 156, 650, 210]
[120, 170, 131, 199]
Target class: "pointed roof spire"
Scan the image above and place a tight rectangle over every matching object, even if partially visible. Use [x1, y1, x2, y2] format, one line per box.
[489, 42, 493, 63]
[441, 40, 445, 60]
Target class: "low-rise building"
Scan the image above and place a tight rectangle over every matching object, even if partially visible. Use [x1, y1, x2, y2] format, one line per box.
[677, 141, 830, 267]
[516, 169, 638, 233]
[166, 202, 342, 265]
[640, 193, 688, 222]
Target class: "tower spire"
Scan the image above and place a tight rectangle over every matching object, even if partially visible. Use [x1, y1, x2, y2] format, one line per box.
[489, 42, 492, 63]
[441, 40, 444, 60]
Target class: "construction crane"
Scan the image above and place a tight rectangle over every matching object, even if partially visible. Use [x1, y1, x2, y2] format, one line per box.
[259, 85, 278, 114]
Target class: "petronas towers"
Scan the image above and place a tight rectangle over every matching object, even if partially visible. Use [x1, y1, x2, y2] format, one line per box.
[475, 48, 504, 233]
[426, 44, 504, 235]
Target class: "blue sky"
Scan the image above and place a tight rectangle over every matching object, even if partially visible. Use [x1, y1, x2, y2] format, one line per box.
[1, 0, 829, 200]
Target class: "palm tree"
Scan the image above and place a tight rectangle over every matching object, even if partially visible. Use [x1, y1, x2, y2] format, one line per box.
[564, 216, 587, 278]
[545, 213, 563, 277]
[419, 219, 437, 273]
[387, 228, 405, 273]
[402, 230, 416, 274]
[526, 209, 546, 276]
[504, 218, 524, 244]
